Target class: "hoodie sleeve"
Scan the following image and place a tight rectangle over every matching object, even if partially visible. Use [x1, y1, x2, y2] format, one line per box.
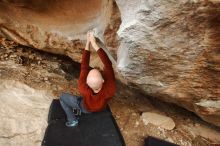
[97, 48, 116, 99]
[78, 49, 91, 95]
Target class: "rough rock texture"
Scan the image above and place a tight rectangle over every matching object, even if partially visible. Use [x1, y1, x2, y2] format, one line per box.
[0, 80, 52, 146]
[115, 0, 220, 127]
[0, 0, 219, 127]
[0, 0, 115, 64]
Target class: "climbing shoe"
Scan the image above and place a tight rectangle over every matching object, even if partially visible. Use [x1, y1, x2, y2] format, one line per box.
[65, 120, 78, 127]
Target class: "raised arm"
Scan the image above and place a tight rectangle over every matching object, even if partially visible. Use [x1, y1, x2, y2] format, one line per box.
[97, 48, 116, 97]
[89, 32, 116, 98]
[78, 32, 91, 95]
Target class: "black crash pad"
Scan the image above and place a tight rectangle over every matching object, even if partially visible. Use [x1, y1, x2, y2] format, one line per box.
[42, 99, 125, 146]
[145, 136, 179, 146]
[47, 99, 112, 123]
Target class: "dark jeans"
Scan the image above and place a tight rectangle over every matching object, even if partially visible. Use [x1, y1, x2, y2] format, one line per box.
[60, 92, 90, 122]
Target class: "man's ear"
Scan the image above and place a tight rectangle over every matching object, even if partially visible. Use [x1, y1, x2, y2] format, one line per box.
[102, 79, 104, 83]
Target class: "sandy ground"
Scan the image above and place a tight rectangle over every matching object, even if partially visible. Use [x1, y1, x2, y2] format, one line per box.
[0, 38, 220, 146]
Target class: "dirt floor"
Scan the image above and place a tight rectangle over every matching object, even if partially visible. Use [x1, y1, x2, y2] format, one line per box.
[0, 38, 220, 146]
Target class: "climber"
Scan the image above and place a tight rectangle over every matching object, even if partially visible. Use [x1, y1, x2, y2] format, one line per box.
[59, 31, 116, 127]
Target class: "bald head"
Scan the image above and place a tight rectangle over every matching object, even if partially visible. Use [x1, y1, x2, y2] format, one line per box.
[86, 69, 104, 93]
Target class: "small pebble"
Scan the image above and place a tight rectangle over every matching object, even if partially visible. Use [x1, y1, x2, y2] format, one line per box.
[44, 77, 48, 81]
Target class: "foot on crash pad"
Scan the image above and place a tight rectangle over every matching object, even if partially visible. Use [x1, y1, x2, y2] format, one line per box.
[42, 99, 125, 146]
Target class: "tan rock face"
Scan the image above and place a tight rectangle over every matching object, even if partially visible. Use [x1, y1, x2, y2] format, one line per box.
[115, 0, 220, 127]
[0, 0, 219, 127]
[0, 0, 114, 63]
[0, 80, 52, 146]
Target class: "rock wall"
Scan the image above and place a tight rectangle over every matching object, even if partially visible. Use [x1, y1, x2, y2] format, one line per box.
[0, 0, 219, 126]
[0, 0, 114, 62]
[115, 0, 220, 127]
[0, 80, 52, 145]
